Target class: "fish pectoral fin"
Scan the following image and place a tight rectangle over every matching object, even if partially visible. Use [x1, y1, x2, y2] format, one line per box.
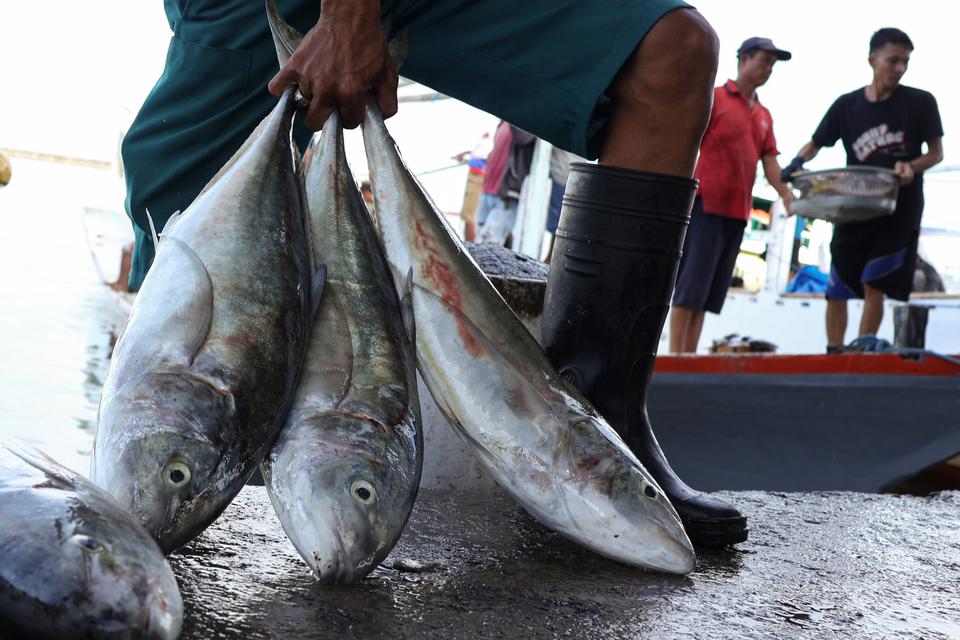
[180, 372, 237, 415]
[400, 268, 417, 345]
[311, 264, 328, 318]
[159, 210, 182, 239]
[108, 237, 214, 390]
[415, 362, 497, 460]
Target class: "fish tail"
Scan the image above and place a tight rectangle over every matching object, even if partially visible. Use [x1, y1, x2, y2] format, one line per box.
[265, 0, 304, 68]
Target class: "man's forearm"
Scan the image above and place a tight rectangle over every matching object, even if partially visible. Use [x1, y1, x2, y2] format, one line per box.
[796, 140, 820, 162]
[763, 156, 793, 212]
[909, 150, 944, 174]
[763, 159, 790, 197]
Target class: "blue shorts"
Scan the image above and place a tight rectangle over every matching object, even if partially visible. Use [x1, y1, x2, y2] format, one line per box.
[475, 193, 500, 228]
[827, 214, 919, 302]
[672, 198, 746, 314]
[546, 179, 566, 234]
[478, 197, 519, 245]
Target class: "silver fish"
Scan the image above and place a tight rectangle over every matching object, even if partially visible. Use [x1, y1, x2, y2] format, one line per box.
[0, 443, 182, 639]
[261, 2, 422, 583]
[361, 103, 696, 574]
[91, 85, 316, 554]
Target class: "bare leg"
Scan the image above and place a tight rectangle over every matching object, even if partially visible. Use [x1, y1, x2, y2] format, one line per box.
[110, 242, 134, 292]
[669, 307, 690, 353]
[670, 306, 705, 353]
[544, 234, 557, 265]
[463, 222, 476, 243]
[600, 9, 719, 175]
[859, 284, 885, 336]
[684, 309, 706, 353]
[826, 300, 848, 347]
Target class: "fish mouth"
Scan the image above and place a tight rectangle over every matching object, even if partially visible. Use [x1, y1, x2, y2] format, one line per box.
[301, 513, 378, 584]
[310, 549, 355, 583]
[647, 524, 696, 575]
[308, 527, 358, 583]
[143, 589, 183, 640]
[150, 492, 211, 554]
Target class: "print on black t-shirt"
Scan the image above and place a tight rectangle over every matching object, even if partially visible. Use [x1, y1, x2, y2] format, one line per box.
[811, 85, 943, 227]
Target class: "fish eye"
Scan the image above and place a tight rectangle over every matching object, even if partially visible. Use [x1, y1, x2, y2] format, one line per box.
[163, 461, 192, 489]
[641, 480, 658, 500]
[71, 534, 104, 553]
[350, 479, 376, 505]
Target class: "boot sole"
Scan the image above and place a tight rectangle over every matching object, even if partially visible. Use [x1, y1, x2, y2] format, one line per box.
[682, 516, 749, 547]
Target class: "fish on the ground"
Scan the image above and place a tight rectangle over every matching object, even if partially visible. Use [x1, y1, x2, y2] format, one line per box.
[91, 80, 317, 554]
[361, 101, 696, 574]
[0, 443, 182, 639]
[260, 2, 422, 582]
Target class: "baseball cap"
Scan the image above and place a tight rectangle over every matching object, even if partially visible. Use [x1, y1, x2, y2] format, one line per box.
[738, 37, 792, 61]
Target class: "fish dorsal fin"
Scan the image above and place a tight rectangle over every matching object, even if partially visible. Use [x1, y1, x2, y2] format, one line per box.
[3, 441, 80, 491]
[145, 207, 161, 248]
[265, 0, 304, 67]
[105, 237, 214, 396]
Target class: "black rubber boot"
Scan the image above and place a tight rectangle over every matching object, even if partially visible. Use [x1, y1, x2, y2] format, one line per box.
[541, 163, 748, 547]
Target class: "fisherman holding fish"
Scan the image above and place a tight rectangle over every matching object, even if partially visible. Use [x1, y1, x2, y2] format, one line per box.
[121, 0, 747, 546]
[782, 28, 944, 353]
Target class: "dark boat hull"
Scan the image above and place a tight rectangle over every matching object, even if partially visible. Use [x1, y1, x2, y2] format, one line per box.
[648, 354, 960, 492]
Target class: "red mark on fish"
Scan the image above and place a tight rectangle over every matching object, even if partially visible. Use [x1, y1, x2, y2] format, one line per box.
[413, 219, 486, 357]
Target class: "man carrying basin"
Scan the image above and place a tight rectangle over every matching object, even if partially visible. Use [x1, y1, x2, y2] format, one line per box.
[121, 0, 747, 547]
[781, 28, 944, 353]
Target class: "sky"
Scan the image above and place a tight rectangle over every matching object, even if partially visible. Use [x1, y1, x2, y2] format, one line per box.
[1, 1, 956, 239]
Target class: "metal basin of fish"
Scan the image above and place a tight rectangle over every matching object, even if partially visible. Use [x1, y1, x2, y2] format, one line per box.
[792, 166, 899, 223]
[361, 102, 695, 575]
[0, 443, 182, 639]
[261, 108, 421, 583]
[91, 84, 315, 554]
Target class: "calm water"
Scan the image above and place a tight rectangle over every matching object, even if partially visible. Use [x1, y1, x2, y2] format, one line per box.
[0, 158, 129, 474]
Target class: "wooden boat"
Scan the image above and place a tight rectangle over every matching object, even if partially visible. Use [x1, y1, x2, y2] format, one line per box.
[81, 206, 135, 318]
[649, 351, 960, 492]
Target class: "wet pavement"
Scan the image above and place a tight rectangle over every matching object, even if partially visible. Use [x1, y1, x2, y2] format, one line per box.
[170, 488, 960, 639]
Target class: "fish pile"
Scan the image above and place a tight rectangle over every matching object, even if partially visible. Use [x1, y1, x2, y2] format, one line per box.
[1, 1, 697, 635]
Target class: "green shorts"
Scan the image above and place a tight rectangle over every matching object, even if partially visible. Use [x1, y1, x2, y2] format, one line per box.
[122, 0, 688, 289]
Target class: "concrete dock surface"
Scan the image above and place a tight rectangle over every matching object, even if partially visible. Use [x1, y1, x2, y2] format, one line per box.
[170, 488, 960, 639]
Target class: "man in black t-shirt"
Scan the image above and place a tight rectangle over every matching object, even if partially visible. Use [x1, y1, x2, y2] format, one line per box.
[780, 28, 944, 352]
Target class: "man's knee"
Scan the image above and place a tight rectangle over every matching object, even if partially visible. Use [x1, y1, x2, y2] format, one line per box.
[863, 283, 885, 300]
[654, 9, 720, 78]
[611, 9, 718, 99]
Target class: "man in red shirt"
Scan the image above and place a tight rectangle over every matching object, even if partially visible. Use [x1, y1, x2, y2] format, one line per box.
[670, 37, 795, 353]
